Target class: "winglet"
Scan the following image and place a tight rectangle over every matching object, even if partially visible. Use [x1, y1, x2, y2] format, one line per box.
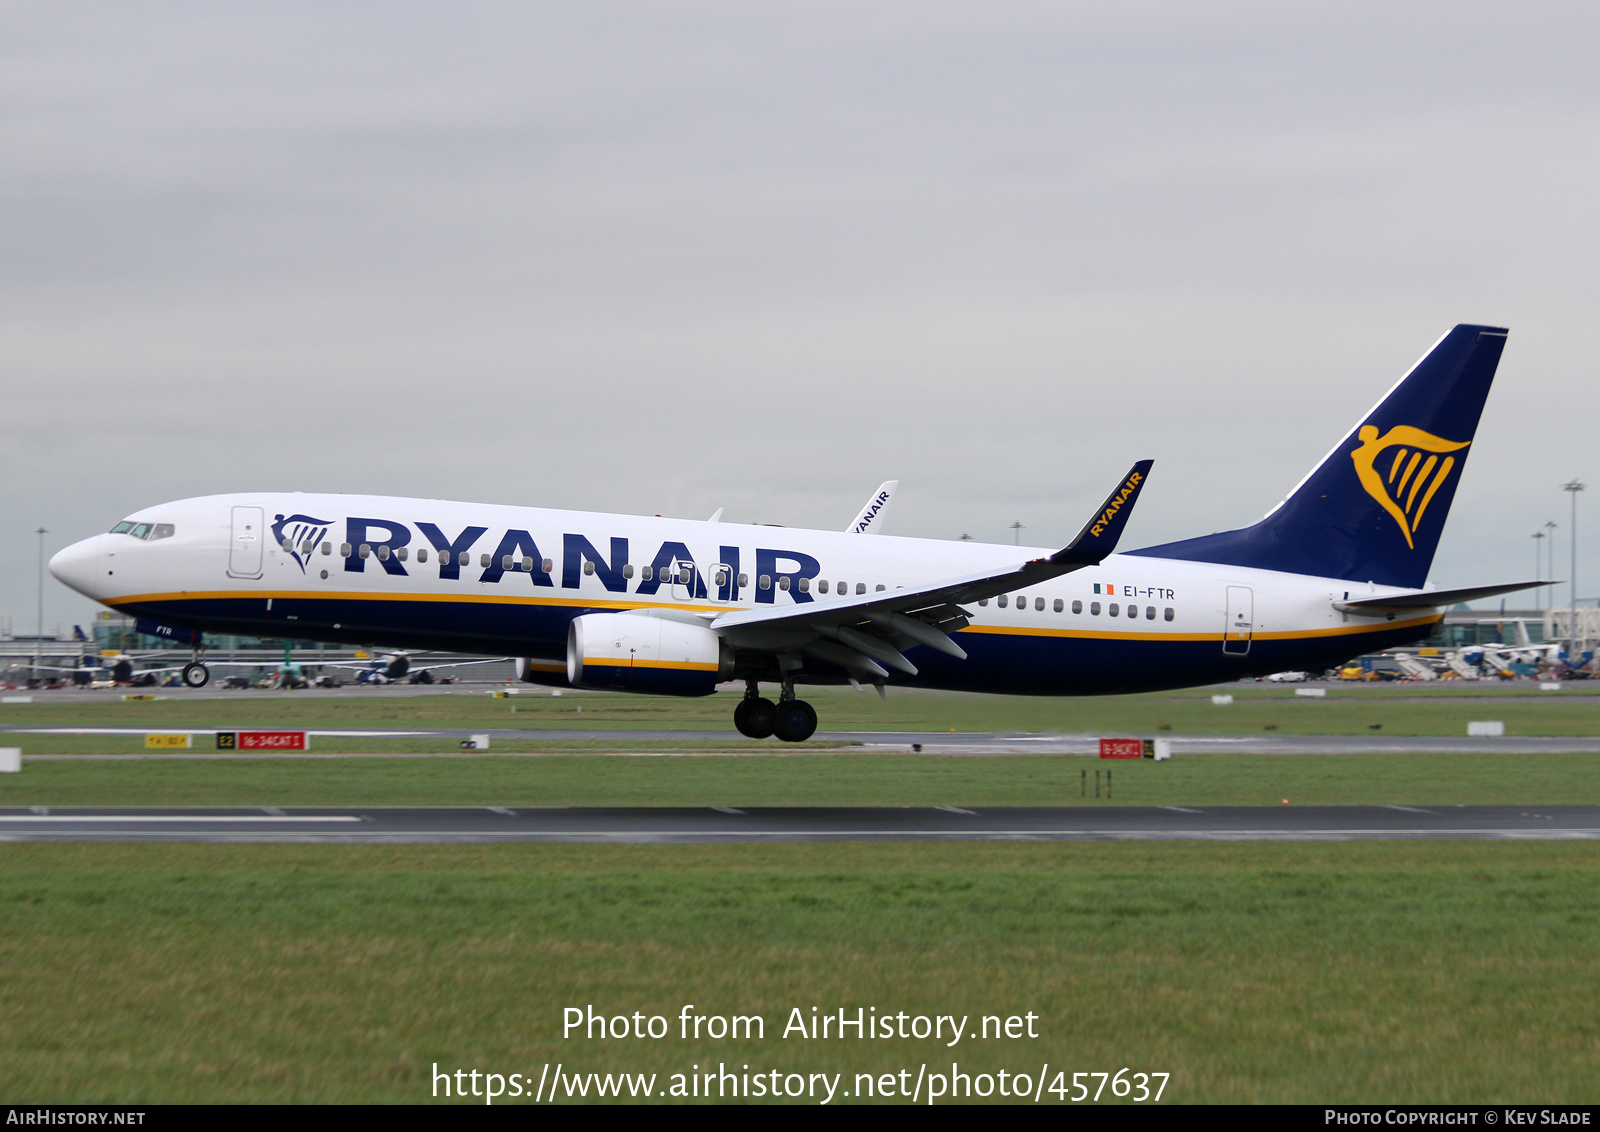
[1050, 461, 1154, 566]
[846, 481, 899, 534]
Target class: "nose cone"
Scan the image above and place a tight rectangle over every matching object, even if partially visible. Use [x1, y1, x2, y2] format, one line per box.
[50, 536, 111, 600]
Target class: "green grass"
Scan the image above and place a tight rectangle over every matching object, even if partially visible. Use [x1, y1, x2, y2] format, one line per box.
[2, 682, 1599, 740]
[2, 841, 1598, 1103]
[2, 751, 1599, 807]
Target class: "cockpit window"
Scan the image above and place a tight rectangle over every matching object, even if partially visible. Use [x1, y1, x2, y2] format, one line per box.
[109, 521, 175, 541]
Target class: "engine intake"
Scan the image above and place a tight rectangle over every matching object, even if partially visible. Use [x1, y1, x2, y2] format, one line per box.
[566, 613, 732, 696]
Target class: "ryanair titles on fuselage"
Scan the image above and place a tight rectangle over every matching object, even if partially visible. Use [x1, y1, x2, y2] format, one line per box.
[279, 512, 823, 604]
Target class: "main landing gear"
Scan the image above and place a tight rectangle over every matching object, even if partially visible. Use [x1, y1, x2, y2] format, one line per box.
[733, 681, 817, 743]
[181, 647, 210, 689]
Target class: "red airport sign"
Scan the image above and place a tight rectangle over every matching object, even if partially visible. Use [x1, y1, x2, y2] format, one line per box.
[216, 731, 309, 751]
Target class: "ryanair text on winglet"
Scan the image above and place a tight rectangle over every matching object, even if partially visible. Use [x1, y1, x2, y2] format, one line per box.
[1089, 471, 1144, 539]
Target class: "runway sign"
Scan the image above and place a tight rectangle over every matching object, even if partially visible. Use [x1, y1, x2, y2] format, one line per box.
[216, 731, 309, 751]
[145, 734, 191, 750]
[1099, 738, 1172, 760]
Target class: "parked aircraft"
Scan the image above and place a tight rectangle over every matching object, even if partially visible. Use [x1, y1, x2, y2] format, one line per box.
[323, 651, 505, 685]
[48, 324, 1539, 741]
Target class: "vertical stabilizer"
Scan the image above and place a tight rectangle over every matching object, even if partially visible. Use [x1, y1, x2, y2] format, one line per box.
[1129, 325, 1509, 588]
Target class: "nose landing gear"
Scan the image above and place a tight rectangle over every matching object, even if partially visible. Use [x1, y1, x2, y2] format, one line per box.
[180, 645, 210, 688]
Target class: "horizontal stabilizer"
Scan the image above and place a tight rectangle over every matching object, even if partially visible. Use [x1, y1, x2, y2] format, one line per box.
[1339, 580, 1549, 612]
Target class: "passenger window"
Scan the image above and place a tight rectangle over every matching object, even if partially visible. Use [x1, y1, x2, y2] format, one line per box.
[1053, 598, 1063, 612]
[855, 583, 866, 595]
[778, 576, 791, 591]
[359, 544, 372, 559]
[151, 524, 174, 540]
[583, 561, 595, 576]
[714, 570, 728, 587]
[340, 543, 352, 557]
[739, 573, 749, 587]
[876, 584, 886, 592]
[1090, 602, 1100, 615]
[998, 595, 1008, 608]
[623, 564, 635, 579]
[797, 577, 809, 592]
[521, 559, 533, 572]
[281, 539, 294, 552]
[1145, 605, 1155, 619]
[978, 598, 989, 607]
[479, 553, 490, 568]
[378, 546, 391, 561]
[1108, 603, 1118, 616]
[818, 580, 829, 594]
[501, 555, 513, 569]
[321, 542, 332, 556]
[543, 558, 553, 573]
[759, 575, 772, 590]
[1164, 607, 1175, 621]
[110, 521, 135, 534]
[417, 548, 428, 563]
[396, 548, 408, 561]
[1035, 597, 1045, 611]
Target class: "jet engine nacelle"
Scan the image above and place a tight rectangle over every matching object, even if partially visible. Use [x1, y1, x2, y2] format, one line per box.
[566, 612, 732, 696]
[515, 656, 573, 689]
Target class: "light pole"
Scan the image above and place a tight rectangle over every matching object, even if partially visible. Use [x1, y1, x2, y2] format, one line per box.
[1533, 531, 1545, 610]
[1563, 480, 1585, 656]
[1010, 521, 1024, 546]
[1545, 521, 1559, 613]
[33, 527, 47, 685]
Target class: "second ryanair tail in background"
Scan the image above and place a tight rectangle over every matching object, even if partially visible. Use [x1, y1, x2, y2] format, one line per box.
[1129, 324, 1510, 589]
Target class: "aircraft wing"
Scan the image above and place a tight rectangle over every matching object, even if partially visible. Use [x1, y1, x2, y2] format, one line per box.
[710, 462, 1152, 680]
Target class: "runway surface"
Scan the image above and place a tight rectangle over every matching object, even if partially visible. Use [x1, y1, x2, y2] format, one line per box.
[2, 804, 1596, 841]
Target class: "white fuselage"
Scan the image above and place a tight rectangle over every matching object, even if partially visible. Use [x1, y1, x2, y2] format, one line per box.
[50, 492, 1441, 696]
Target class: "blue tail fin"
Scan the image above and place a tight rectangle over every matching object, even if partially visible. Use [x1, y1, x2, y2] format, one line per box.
[1128, 324, 1509, 589]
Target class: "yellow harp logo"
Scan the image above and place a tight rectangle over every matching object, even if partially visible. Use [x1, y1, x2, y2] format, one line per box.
[1350, 425, 1471, 548]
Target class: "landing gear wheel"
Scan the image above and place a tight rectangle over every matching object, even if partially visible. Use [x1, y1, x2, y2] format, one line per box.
[771, 699, 818, 743]
[180, 662, 210, 689]
[734, 697, 776, 739]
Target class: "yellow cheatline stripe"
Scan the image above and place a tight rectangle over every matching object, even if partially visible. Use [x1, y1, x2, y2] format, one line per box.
[582, 660, 720, 672]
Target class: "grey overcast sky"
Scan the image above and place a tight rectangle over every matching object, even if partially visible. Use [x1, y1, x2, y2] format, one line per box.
[3, 1, 1598, 632]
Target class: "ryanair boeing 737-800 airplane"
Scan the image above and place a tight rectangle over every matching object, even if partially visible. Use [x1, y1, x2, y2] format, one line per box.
[49, 325, 1537, 742]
